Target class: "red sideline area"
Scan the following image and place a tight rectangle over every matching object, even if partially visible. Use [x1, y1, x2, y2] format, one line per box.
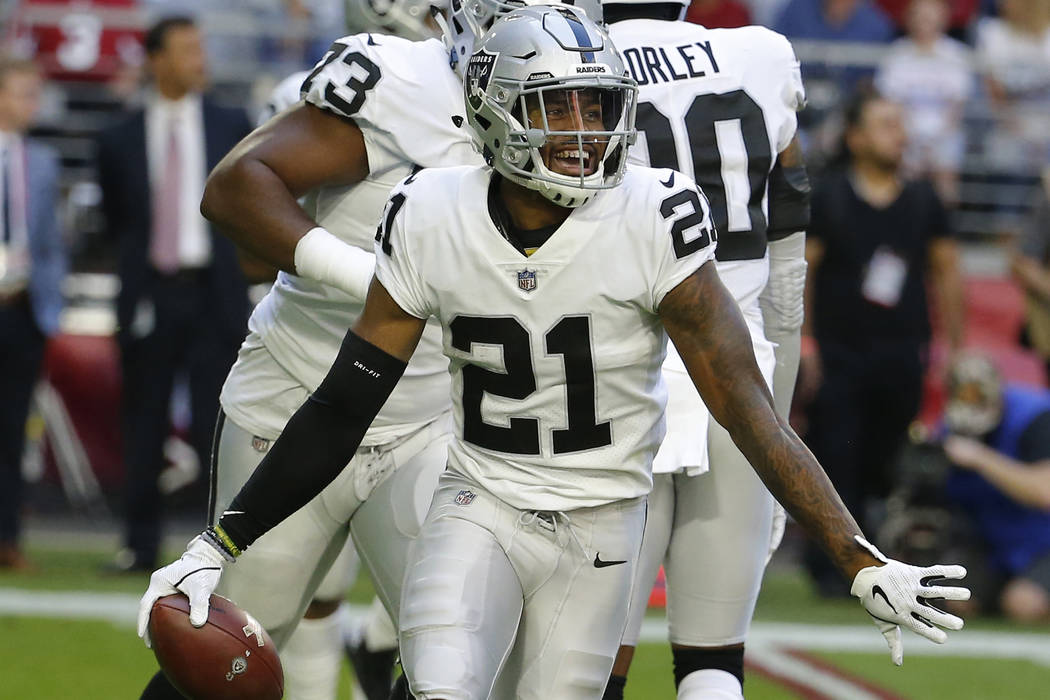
[919, 276, 1047, 427]
[34, 277, 1047, 519]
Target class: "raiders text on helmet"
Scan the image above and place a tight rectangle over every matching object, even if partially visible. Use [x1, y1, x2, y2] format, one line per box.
[443, 0, 604, 73]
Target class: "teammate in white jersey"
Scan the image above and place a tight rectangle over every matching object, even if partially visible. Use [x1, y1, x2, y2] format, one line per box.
[134, 2, 603, 699]
[140, 7, 968, 700]
[603, 2, 811, 698]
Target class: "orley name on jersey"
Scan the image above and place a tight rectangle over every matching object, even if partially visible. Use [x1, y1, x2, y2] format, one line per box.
[221, 33, 484, 443]
[613, 20, 804, 273]
[375, 165, 717, 512]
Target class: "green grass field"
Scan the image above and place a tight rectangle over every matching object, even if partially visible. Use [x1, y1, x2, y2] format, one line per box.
[2, 534, 1048, 699]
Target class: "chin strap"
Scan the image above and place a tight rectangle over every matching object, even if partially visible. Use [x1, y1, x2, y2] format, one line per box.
[431, 6, 458, 70]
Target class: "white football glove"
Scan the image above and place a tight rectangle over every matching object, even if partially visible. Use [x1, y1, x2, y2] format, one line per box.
[850, 535, 969, 665]
[136, 535, 230, 648]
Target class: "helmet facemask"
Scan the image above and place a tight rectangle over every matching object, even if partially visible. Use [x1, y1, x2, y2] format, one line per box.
[501, 82, 635, 207]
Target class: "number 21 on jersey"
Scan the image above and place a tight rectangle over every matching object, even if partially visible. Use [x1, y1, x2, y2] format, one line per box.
[451, 315, 611, 457]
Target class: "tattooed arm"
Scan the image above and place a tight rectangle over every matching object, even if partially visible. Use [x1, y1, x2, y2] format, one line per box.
[658, 261, 880, 580]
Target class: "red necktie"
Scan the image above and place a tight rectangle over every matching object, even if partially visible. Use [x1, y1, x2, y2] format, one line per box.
[150, 114, 182, 273]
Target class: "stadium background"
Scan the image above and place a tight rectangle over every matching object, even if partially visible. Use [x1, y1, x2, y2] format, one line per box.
[1, 0, 1049, 697]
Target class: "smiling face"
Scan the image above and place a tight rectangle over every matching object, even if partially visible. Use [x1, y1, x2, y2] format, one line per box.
[524, 87, 610, 177]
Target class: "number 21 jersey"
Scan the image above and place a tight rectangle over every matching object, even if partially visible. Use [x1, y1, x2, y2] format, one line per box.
[374, 165, 716, 512]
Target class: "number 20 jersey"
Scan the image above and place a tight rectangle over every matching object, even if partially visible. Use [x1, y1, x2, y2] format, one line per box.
[224, 34, 482, 443]
[375, 165, 717, 512]
[612, 20, 804, 267]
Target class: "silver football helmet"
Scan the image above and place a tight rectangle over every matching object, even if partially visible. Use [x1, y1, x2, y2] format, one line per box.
[443, 0, 604, 74]
[344, 0, 440, 40]
[465, 6, 637, 208]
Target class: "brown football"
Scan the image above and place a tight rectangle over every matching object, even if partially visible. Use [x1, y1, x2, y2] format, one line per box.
[149, 593, 283, 700]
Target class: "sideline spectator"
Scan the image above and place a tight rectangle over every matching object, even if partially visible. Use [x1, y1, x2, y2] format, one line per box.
[747, 0, 792, 26]
[942, 352, 1050, 622]
[974, 0, 1050, 174]
[0, 56, 67, 570]
[774, 0, 895, 42]
[1011, 171, 1050, 380]
[96, 16, 250, 573]
[876, 0, 974, 204]
[875, 0, 979, 40]
[686, 0, 753, 27]
[800, 90, 965, 595]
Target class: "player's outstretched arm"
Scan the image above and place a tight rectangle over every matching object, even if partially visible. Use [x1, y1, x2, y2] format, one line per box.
[658, 263, 968, 663]
[200, 103, 376, 298]
[137, 280, 425, 644]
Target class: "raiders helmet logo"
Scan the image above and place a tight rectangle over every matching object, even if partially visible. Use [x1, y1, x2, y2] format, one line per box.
[466, 49, 498, 113]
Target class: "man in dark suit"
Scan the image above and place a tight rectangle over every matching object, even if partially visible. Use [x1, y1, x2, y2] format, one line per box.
[0, 56, 68, 570]
[96, 16, 251, 572]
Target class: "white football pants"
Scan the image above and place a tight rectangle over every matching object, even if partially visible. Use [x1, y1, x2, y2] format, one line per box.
[399, 469, 646, 700]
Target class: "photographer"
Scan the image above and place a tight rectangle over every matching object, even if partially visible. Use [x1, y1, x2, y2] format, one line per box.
[942, 352, 1050, 622]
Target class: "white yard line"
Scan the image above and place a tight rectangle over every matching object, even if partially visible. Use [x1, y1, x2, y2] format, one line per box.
[744, 645, 890, 700]
[3, 588, 1049, 667]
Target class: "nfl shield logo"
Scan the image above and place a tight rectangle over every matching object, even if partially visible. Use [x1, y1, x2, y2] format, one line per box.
[251, 436, 270, 453]
[517, 270, 537, 292]
[454, 490, 476, 506]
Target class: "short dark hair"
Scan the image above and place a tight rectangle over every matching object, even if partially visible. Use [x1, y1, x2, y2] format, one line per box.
[604, 2, 683, 24]
[145, 15, 197, 55]
[831, 86, 885, 165]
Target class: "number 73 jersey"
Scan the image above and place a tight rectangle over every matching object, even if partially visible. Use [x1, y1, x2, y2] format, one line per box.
[375, 165, 717, 512]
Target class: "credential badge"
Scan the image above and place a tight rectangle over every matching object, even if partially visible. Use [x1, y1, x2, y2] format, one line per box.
[454, 490, 476, 506]
[517, 269, 537, 292]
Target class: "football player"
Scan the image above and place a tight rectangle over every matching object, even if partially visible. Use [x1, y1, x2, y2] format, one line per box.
[140, 7, 968, 700]
[133, 1, 603, 699]
[602, 2, 810, 698]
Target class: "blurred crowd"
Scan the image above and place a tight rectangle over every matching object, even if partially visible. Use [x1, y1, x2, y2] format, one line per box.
[1, 0, 1049, 623]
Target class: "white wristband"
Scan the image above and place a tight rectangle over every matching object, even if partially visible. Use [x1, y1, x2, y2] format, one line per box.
[293, 227, 376, 302]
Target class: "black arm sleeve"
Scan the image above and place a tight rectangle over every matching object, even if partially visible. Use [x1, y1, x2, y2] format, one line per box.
[217, 330, 408, 551]
[767, 162, 811, 241]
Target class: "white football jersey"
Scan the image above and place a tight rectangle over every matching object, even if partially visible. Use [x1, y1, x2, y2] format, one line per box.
[221, 34, 483, 443]
[374, 165, 717, 511]
[611, 21, 804, 264]
[610, 20, 803, 472]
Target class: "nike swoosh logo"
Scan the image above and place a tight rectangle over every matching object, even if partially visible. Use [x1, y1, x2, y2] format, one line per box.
[872, 585, 897, 614]
[222, 510, 245, 517]
[660, 172, 675, 188]
[594, 553, 627, 568]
